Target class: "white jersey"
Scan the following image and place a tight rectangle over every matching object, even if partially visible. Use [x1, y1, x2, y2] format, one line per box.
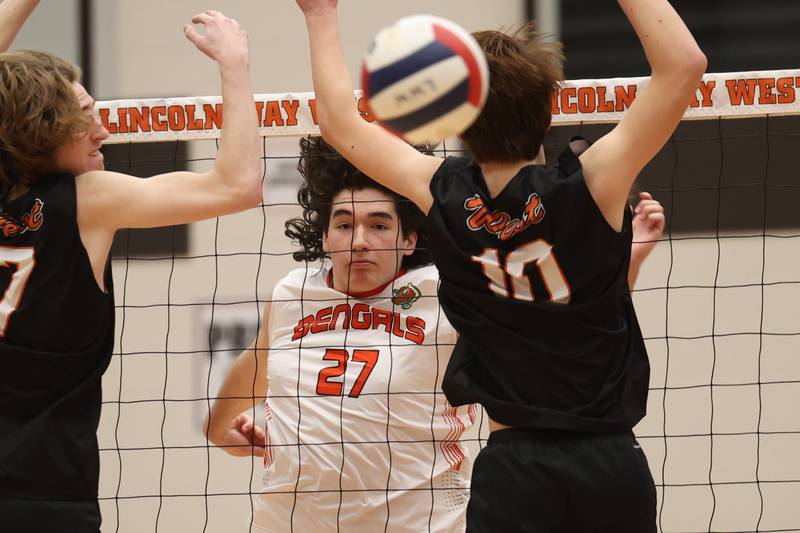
[254, 265, 474, 533]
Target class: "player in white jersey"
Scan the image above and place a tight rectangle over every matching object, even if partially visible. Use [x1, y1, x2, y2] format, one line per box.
[204, 137, 664, 532]
[206, 136, 473, 533]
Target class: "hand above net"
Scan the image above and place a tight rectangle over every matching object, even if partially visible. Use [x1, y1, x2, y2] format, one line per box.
[184, 9, 249, 66]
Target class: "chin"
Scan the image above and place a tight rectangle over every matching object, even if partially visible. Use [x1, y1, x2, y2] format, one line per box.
[89, 156, 105, 171]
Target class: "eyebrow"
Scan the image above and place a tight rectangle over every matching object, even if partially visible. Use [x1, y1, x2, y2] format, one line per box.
[331, 208, 395, 220]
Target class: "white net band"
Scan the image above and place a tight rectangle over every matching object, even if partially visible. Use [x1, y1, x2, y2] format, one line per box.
[96, 69, 800, 144]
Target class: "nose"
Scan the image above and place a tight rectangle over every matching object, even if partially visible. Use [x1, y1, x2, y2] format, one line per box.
[351, 224, 369, 251]
[91, 113, 110, 142]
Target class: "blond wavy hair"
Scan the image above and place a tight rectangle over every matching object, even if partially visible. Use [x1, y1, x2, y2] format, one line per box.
[0, 50, 91, 201]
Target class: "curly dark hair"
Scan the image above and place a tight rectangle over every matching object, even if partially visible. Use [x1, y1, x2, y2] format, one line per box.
[285, 136, 431, 270]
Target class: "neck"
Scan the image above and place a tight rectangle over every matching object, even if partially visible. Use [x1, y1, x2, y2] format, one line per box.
[327, 267, 407, 298]
[479, 149, 545, 199]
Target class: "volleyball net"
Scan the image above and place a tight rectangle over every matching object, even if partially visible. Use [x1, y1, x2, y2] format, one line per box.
[97, 70, 800, 533]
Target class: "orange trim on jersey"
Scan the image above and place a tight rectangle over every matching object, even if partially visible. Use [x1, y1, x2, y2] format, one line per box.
[440, 401, 468, 472]
[263, 401, 273, 468]
[326, 268, 408, 298]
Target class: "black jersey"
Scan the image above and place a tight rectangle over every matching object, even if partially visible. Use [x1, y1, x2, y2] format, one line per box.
[0, 173, 114, 530]
[427, 142, 649, 433]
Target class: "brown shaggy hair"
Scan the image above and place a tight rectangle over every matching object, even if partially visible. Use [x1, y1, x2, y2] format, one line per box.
[285, 136, 431, 270]
[0, 50, 91, 202]
[461, 23, 564, 163]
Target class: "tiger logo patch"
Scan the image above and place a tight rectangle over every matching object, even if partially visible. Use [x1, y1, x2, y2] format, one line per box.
[392, 282, 421, 310]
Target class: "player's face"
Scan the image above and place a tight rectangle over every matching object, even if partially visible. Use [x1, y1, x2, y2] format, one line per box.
[53, 82, 109, 175]
[323, 188, 417, 295]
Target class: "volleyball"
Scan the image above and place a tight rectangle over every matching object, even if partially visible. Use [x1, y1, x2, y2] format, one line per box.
[361, 15, 489, 144]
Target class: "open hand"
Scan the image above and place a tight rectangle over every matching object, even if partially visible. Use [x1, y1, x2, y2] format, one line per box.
[184, 10, 248, 65]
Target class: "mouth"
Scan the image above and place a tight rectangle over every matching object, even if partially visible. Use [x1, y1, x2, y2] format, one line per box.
[89, 149, 103, 159]
[348, 259, 374, 267]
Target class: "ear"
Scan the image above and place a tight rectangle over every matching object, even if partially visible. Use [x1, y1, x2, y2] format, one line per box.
[400, 230, 418, 257]
[322, 230, 330, 254]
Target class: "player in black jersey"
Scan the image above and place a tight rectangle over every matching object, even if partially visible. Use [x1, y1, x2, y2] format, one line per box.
[296, 0, 701, 531]
[0, 3, 262, 532]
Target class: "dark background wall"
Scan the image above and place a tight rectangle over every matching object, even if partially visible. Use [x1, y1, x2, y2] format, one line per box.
[545, 0, 800, 233]
[559, 0, 799, 79]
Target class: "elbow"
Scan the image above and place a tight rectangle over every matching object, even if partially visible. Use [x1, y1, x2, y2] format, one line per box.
[654, 48, 707, 94]
[686, 48, 708, 80]
[679, 50, 707, 95]
[244, 165, 264, 207]
[316, 109, 341, 143]
[232, 165, 264, 209]
[675, 44, 707, 82]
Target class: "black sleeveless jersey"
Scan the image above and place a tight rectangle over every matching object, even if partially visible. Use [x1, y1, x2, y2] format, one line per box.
[0, 173, 114, 529]
[427, 143, 649, 433]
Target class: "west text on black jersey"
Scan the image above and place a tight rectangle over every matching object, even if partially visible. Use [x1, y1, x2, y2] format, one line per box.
[0, 173, 115, 532]
[426, 142, 650, 433]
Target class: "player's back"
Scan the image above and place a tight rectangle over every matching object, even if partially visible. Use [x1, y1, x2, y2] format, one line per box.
[427, 143, 649, 433]
[0, 173, 115, 531]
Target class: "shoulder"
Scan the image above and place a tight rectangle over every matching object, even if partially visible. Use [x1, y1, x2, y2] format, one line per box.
[430, 156, 476, 186]
[272, 265, 328, 298]
[395, 265, 440, 297]
[399, 264, 439, 283]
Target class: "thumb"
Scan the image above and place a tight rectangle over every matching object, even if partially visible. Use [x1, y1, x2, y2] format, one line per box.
[253, 425, 267, 445]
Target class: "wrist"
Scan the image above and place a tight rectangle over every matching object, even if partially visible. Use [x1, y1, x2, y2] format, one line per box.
[217, 53, 250, 73]
[304, 7, 338, 25]
[631, 243, 653, 260]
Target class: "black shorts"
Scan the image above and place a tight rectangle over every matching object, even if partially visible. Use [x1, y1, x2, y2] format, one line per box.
[0, 496, 101, 533]
[467, 428, 657, 533]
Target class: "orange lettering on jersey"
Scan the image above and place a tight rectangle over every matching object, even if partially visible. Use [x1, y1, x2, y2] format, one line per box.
[1, 199, 45, 238]
[291, 303, 427, 345]
[0, 218, 20, 237]
[330, 303, 352, 329]
[292, 315, 314, 341]
[20, 199, 44, 230]
[352, 303, 371, 329]
[372, 308, 393, 333]
[404, 317, 425, 345]
[311, 307, 333, 333]
[391, 312, 406, 338]
[464, 193, 545, 241]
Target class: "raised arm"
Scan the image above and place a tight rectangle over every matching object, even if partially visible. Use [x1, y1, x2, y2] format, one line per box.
[580, 0, 706, 230]
[77, 10, 262, 232]
[0, 0, 39, 52]
[297, 0, 441, 213]
[204, 302, 270, 457]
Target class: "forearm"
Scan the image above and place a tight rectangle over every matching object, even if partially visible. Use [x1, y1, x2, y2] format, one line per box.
[303, 8, 361, 140]
[618, 0, 705, 76]
[205, 345, 266, 442]
[628, 244, 651, 288]
[628, 259, 642, 288]
[0, 0, 40, 52]
[213, 57, 262, 203]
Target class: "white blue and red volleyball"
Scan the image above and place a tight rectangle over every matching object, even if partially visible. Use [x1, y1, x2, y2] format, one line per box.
[361, 15, 489, 145]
